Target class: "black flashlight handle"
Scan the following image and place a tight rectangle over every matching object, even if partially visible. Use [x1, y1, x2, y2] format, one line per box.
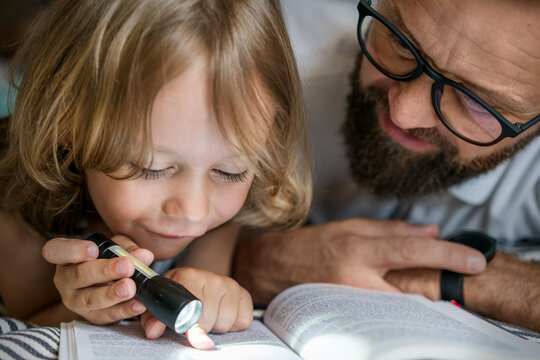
[85, 233, 153, 288]
[85, 233, 202, 333]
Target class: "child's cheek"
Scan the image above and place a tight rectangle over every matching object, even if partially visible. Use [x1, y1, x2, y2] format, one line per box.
[212, 180, 253, 227]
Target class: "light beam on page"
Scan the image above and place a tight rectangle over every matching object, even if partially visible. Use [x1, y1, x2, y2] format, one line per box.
[301, 333, 372, 360]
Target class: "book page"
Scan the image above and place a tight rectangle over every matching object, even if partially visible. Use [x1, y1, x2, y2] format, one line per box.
[63, 320, 301, 360]
[263, 283, 539, 360]
[58, 322, 72, 360]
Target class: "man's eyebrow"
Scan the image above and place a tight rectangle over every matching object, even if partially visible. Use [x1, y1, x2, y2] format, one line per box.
[465, 83, 533, 115]
[380, 1, 422, 49]
[379, 1, 534, 116]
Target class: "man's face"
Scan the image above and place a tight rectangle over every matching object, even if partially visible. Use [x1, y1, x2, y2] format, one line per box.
[344, 0, 540, 198]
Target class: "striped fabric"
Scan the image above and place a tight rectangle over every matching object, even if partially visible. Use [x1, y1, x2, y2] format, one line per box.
[0, 316, 59, 360]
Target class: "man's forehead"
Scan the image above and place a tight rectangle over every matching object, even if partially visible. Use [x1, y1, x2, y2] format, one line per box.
[382, 0, 540, 115]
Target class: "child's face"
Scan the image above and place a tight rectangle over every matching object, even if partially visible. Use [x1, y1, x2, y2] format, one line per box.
[86, 62, 255, 260]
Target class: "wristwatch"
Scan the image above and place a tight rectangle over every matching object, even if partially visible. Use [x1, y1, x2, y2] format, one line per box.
[440, 231, 496, 306]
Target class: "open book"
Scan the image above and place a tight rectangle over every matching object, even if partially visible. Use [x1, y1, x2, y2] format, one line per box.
[59, 283, 540, 360]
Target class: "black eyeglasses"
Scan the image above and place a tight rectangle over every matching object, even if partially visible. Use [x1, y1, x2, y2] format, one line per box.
[356, 0, 540, 146]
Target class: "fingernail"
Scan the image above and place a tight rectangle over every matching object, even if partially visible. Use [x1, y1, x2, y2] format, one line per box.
[145, 318, 165, 339]
[132, 301, 146, 312]
[116, 283, 129, 297]
[116, 259, 129, 275]
[87, 244, 98, 258]
[186, 324, 215, 350]
[197, 334, 215, 350]
[467, 255, 486, 272]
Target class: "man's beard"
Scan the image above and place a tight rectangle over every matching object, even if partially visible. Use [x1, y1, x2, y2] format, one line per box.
[342, 54, 536, 199]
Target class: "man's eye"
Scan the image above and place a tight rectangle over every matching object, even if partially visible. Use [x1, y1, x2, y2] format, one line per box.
[388, 32, 414, 59]
[214, 170, 249, 183]
[458, 93, 491, 115]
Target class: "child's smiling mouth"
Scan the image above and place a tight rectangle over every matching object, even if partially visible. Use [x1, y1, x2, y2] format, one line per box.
[138, 222, 204, 241]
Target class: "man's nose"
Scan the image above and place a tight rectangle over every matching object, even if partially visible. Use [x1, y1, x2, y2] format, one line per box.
[161, 177, 209, 223]
[387, 74, 440, 130]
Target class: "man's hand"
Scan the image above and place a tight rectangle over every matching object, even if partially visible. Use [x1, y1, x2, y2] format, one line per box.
[234, 218, 486, 305]
[385, 253, 540, 333]
[384, 268, 441, 301]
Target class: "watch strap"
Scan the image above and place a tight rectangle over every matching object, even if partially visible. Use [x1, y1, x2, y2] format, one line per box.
[440, 231, 497, 307]
[440, 270, 465, 306]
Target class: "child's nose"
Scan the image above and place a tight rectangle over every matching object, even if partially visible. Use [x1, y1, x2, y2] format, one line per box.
[161, 179, 209, 223]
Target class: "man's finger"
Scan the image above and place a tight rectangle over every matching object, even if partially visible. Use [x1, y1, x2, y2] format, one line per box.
[385, 269, 440, 301]
[379, 237, 486, 274]
[186, 324, 215, 350]
[341, 270, 401, 293]
[340, 218, 439, 238]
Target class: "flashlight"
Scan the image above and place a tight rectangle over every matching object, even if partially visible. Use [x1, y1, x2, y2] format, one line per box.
[85, 233, 203, 334]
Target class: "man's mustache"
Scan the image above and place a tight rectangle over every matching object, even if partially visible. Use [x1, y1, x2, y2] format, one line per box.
[362, 84, 454, 151]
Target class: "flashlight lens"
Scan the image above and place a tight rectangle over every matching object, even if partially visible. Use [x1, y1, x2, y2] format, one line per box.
[175, 299, 203, 333]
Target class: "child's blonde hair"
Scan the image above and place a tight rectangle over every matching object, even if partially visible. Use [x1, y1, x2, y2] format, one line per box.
[0, 0, 311, 234]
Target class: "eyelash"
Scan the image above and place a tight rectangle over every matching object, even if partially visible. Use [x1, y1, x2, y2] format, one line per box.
[139, 167, 249, 183]
[214, 170, 250, 183]
[388, 32, 414, 58]
[140, 168, 169, 180]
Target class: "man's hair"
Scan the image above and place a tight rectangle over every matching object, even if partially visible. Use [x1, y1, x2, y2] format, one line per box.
[0, 0, 311, 234]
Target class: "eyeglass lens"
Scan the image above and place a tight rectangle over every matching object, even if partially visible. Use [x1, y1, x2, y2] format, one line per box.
[360, 14, 504, 144]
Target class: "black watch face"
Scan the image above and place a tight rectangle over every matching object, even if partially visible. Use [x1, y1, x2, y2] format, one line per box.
[446, 230, 496, 262]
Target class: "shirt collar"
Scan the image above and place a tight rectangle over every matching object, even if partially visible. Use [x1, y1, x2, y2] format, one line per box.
[449, 160, 509, 205]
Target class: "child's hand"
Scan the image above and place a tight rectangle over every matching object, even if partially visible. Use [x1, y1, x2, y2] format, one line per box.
[141, 268, 253, 348]
[42, 234, 154, 325]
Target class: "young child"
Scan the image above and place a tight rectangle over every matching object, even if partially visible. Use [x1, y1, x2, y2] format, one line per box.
[0, 0, 311, 349]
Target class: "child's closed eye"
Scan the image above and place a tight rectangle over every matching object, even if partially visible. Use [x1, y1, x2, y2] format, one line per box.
[213, 169, 249, 183]
[140, 167, 174, 180]
[139, 166, 249, 183]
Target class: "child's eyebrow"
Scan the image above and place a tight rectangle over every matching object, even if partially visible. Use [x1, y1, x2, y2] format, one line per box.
[151, 147, 177, 157]
[382, 2, 533, 116]
[152, 146, 250, 162]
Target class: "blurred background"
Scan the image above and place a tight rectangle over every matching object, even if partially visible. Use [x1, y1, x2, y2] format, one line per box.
[0, 0, 50, 117]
